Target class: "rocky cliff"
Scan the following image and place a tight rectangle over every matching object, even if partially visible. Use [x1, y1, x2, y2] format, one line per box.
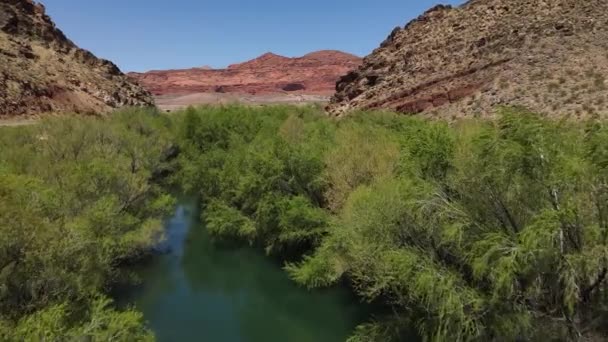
[0, 0, 153, 117]
[328, 0, 608, 118]
[129, 50, 361, 96]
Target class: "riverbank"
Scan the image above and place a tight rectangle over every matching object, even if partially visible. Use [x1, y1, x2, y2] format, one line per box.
[175, 105, 608, 341]
[116, 196, 368, 342]
[0, 110, 175, 340]
[4, 105, 608, 341]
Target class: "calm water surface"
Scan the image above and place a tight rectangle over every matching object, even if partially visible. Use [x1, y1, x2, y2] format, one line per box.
[117, 197, 368, 342]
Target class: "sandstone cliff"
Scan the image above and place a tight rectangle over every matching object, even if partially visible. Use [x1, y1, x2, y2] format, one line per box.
[129, 50, 361, 96]
[328, 0, 608, 118]
[0, 0, 153, 117]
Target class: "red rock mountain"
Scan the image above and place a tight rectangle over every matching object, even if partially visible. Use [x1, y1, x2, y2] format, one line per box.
[328, 0, 608, 118]
[128, 50, 362, 96]
[0, 0, 153, 117]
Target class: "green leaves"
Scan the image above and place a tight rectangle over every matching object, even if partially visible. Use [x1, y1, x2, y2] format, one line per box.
[0, 109, 176, 339]
[281, 108, 608, 340]
[176, 106, 333, 257]
[16, 104, 598, 341]
[6, 297, 154, 341]
[206, 200, 258, 243]
[324, 124, 400, 212]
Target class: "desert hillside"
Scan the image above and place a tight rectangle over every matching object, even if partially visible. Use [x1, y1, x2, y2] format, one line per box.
[129, 50, 362, 96]
[0, 0, 153, 117]
[328, 0, 608, 118]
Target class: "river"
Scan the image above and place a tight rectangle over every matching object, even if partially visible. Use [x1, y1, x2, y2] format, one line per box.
[116, 197, 368, 342]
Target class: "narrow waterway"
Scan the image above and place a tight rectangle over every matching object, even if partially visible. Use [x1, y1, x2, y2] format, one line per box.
[116, 197, 368, 342]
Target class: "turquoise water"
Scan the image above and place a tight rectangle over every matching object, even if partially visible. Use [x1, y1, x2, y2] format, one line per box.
[117, 197, 368, 342]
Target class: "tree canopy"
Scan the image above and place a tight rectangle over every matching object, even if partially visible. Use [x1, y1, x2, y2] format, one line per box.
[177, 105, 608, 341]
[0, 109, 175, 340]
[3, 105, 608, 341]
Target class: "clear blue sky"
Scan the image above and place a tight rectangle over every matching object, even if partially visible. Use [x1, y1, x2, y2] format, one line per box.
[42, 0, 465, 72]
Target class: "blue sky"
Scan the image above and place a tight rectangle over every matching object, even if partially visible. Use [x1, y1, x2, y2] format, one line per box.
[42, 0, 464, 72]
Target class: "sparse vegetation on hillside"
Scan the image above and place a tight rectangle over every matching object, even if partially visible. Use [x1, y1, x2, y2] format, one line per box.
[328, 0, 608, 119]
[0, 0, 153, 117]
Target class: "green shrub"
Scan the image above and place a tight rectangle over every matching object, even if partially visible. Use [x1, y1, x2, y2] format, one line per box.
[0, 108, 175, 339]
[7, 104, 606, 341]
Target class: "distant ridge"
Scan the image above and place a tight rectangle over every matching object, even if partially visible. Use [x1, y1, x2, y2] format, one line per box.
[226, 52, 292, 69]
[328, 0, 608, 118]
[128, 50, 362, 96]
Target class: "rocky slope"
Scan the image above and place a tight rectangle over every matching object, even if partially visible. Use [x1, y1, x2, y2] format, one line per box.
[0, 0, 153, 117]
[129, 50, 361, 96]
[328, 0, 608, 118]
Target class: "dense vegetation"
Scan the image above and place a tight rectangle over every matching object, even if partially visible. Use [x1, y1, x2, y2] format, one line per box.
[2, 104, 608, 341]
[0, 110, 175, 340]
[177, 105, 608, 341]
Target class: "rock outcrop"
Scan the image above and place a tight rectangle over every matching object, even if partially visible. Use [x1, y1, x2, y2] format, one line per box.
[129, 50, 361, 96]
[328, 0, 608, 118]
[0, 0, 153, 117]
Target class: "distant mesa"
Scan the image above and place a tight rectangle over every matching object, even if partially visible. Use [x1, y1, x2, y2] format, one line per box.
[129, 50, 362, 97]
[227, 52, 292, 70]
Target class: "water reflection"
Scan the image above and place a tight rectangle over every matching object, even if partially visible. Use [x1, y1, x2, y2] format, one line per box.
[117, 197, 367, 342]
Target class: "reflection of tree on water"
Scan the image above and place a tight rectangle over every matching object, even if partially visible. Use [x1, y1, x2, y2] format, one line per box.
[182, 204, 366, 342]
[114, 200, 197, 320]
[119, 197, 368, 342]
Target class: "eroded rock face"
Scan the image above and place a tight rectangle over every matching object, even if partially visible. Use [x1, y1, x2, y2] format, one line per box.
[128, 50, 362, 96]
[328, 0, 608, 118]
[0, 0, 153, 117]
